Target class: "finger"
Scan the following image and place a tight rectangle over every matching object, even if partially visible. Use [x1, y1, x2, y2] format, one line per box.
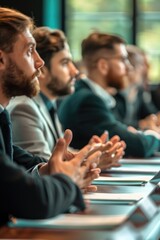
[99, 146, 124, 169]
[121, 140, 126, 150]
[111, 148, 124, 160]
[81, 154, 101, 170]
[111, 162, 121, 168]
[85, 170, 100, 181]
[49, 138, 66, 174]
[50, 138, 66, 161]
[100, 131, 109, 143]
[86, 143, 104, 158]
[63, 151, 75, 161]
[71, 144, 92, 166]
[109, 135, 120, 144]
[83, 185, 97, 193]
[80, 153, 101, 181]
[105, 142, 122, 156]
[90, 162, 98, 169]
[115, 148, 125, 160]
[80, 171, 100, 188]
[99, 141, 113, 152]
[98, 153, 114, 169]
[90, 167, 101, 174]
[63, 129, 73, 146]
[88, 135, 102, 144]
[108, 151, 124, 167]
[87, 139, 113, 158]
[85, 151, 102, 168]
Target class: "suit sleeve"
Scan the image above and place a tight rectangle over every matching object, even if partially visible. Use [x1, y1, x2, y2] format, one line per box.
[59, 92, 160, 158]
[0, 151, 85, 225]
[137, 90, 158, 119]
[13, 144, 47, 171]
[9, 101, 52, 160]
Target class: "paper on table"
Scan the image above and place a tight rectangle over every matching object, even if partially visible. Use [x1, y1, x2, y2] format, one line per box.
[120, 158, 160, 165]
[103, 166, 159, 174]
[93, 176, 152, 182]
[83, 192, 144, 202]
[9, 214, 127, 229]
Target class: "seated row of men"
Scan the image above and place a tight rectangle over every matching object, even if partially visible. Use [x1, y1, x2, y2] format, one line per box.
[0, 7, 125, 226]
[0, 7, 160, 226]
[8, 25, 160, 158]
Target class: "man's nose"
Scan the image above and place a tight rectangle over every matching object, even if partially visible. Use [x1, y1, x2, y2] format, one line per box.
[70, 62, 79, 77]
[35, 51, 44, 69]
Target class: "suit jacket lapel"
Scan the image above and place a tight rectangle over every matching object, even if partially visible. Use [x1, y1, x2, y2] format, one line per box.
[0, 129, 7, 155]
[0, 113, 13, 160]
[33, 95, 62, 139]
[53, 110, 63, 138]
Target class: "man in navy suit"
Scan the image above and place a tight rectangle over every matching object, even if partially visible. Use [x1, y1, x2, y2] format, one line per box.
[0, 7, 103, 225]
[58, 32, 160, 157]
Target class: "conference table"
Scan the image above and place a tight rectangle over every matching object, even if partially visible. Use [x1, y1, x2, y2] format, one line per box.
[0, 157, 160, 240]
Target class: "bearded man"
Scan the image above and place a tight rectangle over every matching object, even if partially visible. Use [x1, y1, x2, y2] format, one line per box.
[58, 32, 160, 157]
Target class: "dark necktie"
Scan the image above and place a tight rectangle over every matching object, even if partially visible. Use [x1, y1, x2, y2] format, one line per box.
[49, 106, 61, 139]
[0, 109, 13, 159]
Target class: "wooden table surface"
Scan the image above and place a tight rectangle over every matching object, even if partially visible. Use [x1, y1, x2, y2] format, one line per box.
[0, 227, 111, 240]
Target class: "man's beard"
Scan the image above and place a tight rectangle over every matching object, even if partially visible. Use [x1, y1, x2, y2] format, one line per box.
[46, 75, 75, 97]
[107, 73, 127, 90]
[1, 58, 40, 98]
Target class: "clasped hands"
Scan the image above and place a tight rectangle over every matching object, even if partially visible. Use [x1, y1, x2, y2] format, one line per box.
[138, 113, 160, 134]
[39, 129, 126, 191]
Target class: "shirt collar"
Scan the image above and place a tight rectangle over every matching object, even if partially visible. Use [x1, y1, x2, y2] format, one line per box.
[40, 92, 57, 111]
[0, 105, 4, 114]
[82, 78, 116, 108]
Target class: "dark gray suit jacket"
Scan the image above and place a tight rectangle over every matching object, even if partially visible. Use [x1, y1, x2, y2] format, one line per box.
[0, 115, 85, 226]
[58, 79, 160, 157]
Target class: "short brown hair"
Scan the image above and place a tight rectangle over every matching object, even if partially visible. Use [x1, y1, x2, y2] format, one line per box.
[81, 32, 125, 69]
[126, 45, 145, 68]
[0, 7, 34, 53]
[33, 27, 67, 70]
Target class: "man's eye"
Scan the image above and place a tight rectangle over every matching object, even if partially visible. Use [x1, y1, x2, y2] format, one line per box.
[62, 60, 68, 65]
[28, 47, 34, 55]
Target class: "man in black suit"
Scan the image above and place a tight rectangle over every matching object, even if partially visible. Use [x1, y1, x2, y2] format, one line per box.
[0, 7, 103, 225]
[58, 32, 160, 157]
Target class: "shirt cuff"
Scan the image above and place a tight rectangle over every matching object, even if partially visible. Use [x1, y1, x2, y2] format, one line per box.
[31, 163, 44, 177]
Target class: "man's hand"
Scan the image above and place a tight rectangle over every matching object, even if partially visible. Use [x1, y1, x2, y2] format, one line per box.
[62, 130, 126, 170]
[88, 132, 126, 170]
[139, 114, 160, 134]
[39, 135, 101, 189]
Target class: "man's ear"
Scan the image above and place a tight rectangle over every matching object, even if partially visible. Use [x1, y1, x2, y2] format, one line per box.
[97, 58, 109, 76]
